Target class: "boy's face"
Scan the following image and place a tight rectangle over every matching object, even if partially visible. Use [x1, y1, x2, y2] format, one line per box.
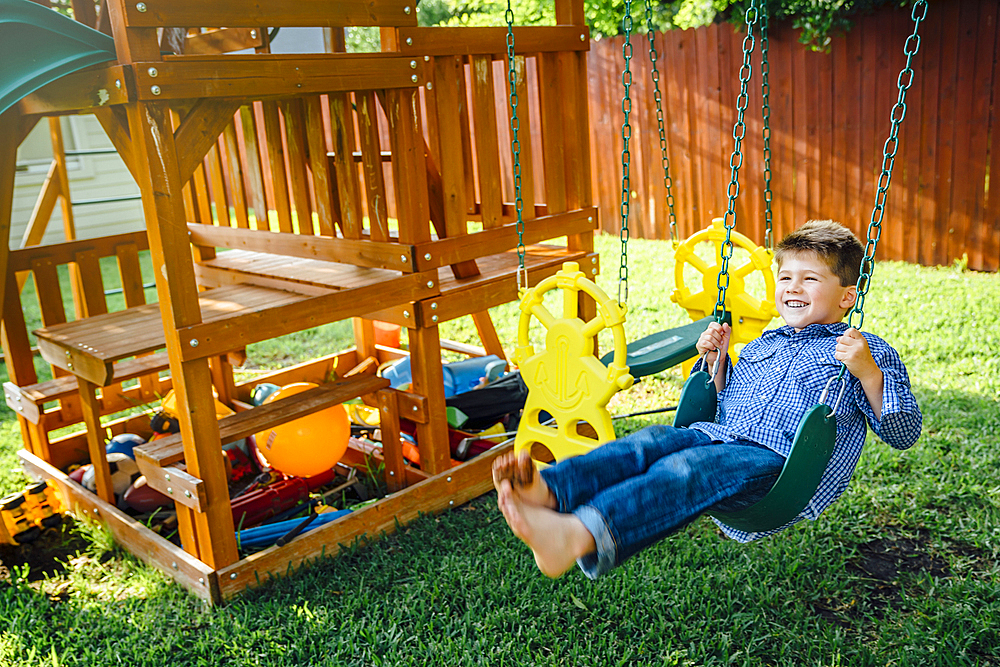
[775, 251, 857, 331]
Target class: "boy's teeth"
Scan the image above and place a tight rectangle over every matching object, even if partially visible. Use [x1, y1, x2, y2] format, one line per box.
[786, 300, 807, 308]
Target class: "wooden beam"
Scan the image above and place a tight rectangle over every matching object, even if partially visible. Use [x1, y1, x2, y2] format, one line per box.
[0, 110, 19, 324]
[216, 443, 511, 601]
[396, 26, 590, 56]
[123, 0, 419, 28]
[186, 224, 417, 272]
[184, 27, 263, 55]
[20, 450, 219, 604]
[93, 106, 137, 179]
[131, 55, 423, 101]
[18, 65, 129, 115]
[126, 99, 238, 569]
[412, 206, 597, 270]
[174, 99, 242, 183]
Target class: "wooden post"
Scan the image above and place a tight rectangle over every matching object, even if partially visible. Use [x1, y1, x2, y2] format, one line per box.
[123, 99, 238, 569]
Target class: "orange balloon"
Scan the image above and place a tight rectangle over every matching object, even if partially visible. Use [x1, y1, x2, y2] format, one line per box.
[254, 383, 350, 477]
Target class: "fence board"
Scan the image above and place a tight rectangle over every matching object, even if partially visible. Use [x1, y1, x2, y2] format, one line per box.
[573, 2, 999, 271]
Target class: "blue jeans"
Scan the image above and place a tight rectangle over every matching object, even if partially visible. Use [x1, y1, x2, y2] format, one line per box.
[539, 425, 784, 578]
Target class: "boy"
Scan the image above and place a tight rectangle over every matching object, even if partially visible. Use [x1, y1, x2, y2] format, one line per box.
[492, 220, 922, 578]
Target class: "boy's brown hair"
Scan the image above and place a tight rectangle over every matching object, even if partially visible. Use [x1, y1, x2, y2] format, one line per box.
[774, 220, 864, 287]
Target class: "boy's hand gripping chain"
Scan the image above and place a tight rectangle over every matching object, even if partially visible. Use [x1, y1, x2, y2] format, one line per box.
[513, 262, 634, 463]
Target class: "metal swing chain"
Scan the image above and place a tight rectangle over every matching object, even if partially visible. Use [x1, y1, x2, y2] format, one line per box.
[505, 0, 527, 292]
[715, 0, 760, 321]
[644, 0, 679, 249]
[759, 0, 774, 253]
[847, 0, 927, 331]
[618, 1, 635, 306]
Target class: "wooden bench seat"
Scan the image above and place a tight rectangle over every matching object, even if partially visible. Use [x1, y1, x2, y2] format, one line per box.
[3, 351, 171, 424]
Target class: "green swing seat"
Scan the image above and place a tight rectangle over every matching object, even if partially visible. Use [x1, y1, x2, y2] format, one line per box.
[600, 316, 713, 378]
[674, 366, 838, 533]
[0, 0, 117, 117]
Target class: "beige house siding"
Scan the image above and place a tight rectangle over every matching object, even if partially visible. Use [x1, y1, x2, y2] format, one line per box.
[11, 114, 145, 249]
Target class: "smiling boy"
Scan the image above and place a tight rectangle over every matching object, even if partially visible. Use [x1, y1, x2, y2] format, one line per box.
[493, 220, 922, 579]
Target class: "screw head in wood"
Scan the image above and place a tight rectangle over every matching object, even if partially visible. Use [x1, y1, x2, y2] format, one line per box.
[148, 67, 158, 77]
[446, 476, 452, 482]
[406, 37, 413, 46]
[166, 487, 172, 494]
[424, 253, 432, 261]
[410, 60, 417, 69]
[184, 490, 192, 498]
[151, 85, 161, 96]
[230, 573, 237, 580]
[136, 2, 147, 11]
[400, 254, 408, 263]
[172, 561, 178, 570]
[115, 79, 122, 89]
[404, 5, 411, 14]
[164, 473, 170, 481]
[426, 82, 433, 90]
[580, 33, 586, 41]
[411, 74, 418, 83]
[403, 310, 411, 318]
[190, 339, 199, 347]
[432, 315, 438, 323]
[426, 281, 434, 288]
[250, 30, 258, 39]
[424, 56, 430, 62]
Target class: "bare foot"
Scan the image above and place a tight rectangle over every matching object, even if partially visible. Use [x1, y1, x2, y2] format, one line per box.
[497, 482, 596, 578]
[492, 451, 556, 508]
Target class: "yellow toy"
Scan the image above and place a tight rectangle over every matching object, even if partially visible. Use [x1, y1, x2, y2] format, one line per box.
[671, 217, 778, 367]
[512, 262, 634, 463]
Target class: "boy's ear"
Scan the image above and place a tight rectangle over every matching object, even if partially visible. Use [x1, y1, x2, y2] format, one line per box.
[840, 285, 858, 311]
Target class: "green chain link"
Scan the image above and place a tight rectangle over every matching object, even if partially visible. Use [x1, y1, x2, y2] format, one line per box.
[759, 0, 773, 253]
[847, 0, 927, 331]
[505, 1, 527, 291]
[715, 0, 760, 322]
[618, 1, 634, 306]
[644, 0, 679, 249]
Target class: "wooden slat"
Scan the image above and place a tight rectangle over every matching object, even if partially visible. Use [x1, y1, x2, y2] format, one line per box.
[132, 55, 422, 101]
[328, 93, 363, 239]
[204, 142, 231, 226]
[385, 88, 431, 245]
[19, 451, 219, 604]
[302, 96, 336, 236]
[72, 250, 108, 318]
[413, 207, 596, 271]
[220, 123, 250, 229]
[280, 99, 315, 235]
[175, 274, 439, 362]
[135, 376, 389, 467]
[123, 0, 419, 28]
[238, 105, 269, 230]
[261, 100, 294, 233]
[216, 442, 510, 601]
[356, 92, 390, 241]
[187, 224, 415, 271]
[507, 55, 536, 217]
[396, 26, 589, 56]
[471, 55, 503, 229]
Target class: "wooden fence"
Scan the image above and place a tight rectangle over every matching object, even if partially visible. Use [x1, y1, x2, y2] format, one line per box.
[584, 0, 1000, 272]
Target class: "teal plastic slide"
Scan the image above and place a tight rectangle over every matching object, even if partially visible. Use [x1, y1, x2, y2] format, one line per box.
[0, 0, 116, 117]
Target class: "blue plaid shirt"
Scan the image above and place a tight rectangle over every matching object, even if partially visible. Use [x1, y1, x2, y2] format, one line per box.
[690, 321, 922, 542]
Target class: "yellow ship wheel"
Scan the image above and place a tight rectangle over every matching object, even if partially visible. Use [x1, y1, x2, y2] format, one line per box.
[671, 218, 778, 363]
[512, 262, 634, 463]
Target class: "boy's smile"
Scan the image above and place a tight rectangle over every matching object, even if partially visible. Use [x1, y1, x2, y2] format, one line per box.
[775, 251, 857, 331]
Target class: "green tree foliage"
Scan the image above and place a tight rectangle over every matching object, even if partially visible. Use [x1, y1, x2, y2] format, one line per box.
[418, 0, 911, 49]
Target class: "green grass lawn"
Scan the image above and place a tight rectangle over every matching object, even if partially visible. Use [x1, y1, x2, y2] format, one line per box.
[1, 233, 999, 666]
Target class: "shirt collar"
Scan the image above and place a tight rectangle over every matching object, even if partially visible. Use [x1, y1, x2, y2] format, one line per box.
[765, 321, 850, 338]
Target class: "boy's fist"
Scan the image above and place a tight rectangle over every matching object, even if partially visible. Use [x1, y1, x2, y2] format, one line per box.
[696, 322, 731, 369]
[835, 327, 879, 382]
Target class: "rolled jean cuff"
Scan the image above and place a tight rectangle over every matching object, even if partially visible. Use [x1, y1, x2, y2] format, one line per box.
[573, 504, 616, 579]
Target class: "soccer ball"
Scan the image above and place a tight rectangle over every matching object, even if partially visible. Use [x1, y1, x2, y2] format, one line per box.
[82, 453, 141, 498]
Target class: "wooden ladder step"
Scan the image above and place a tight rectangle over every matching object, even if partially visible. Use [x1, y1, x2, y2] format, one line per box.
[4, 351, 172, 423]
[134, 374, 390, 470]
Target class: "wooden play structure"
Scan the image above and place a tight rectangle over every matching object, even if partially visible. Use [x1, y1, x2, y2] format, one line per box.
[0, 0, 597, 603]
